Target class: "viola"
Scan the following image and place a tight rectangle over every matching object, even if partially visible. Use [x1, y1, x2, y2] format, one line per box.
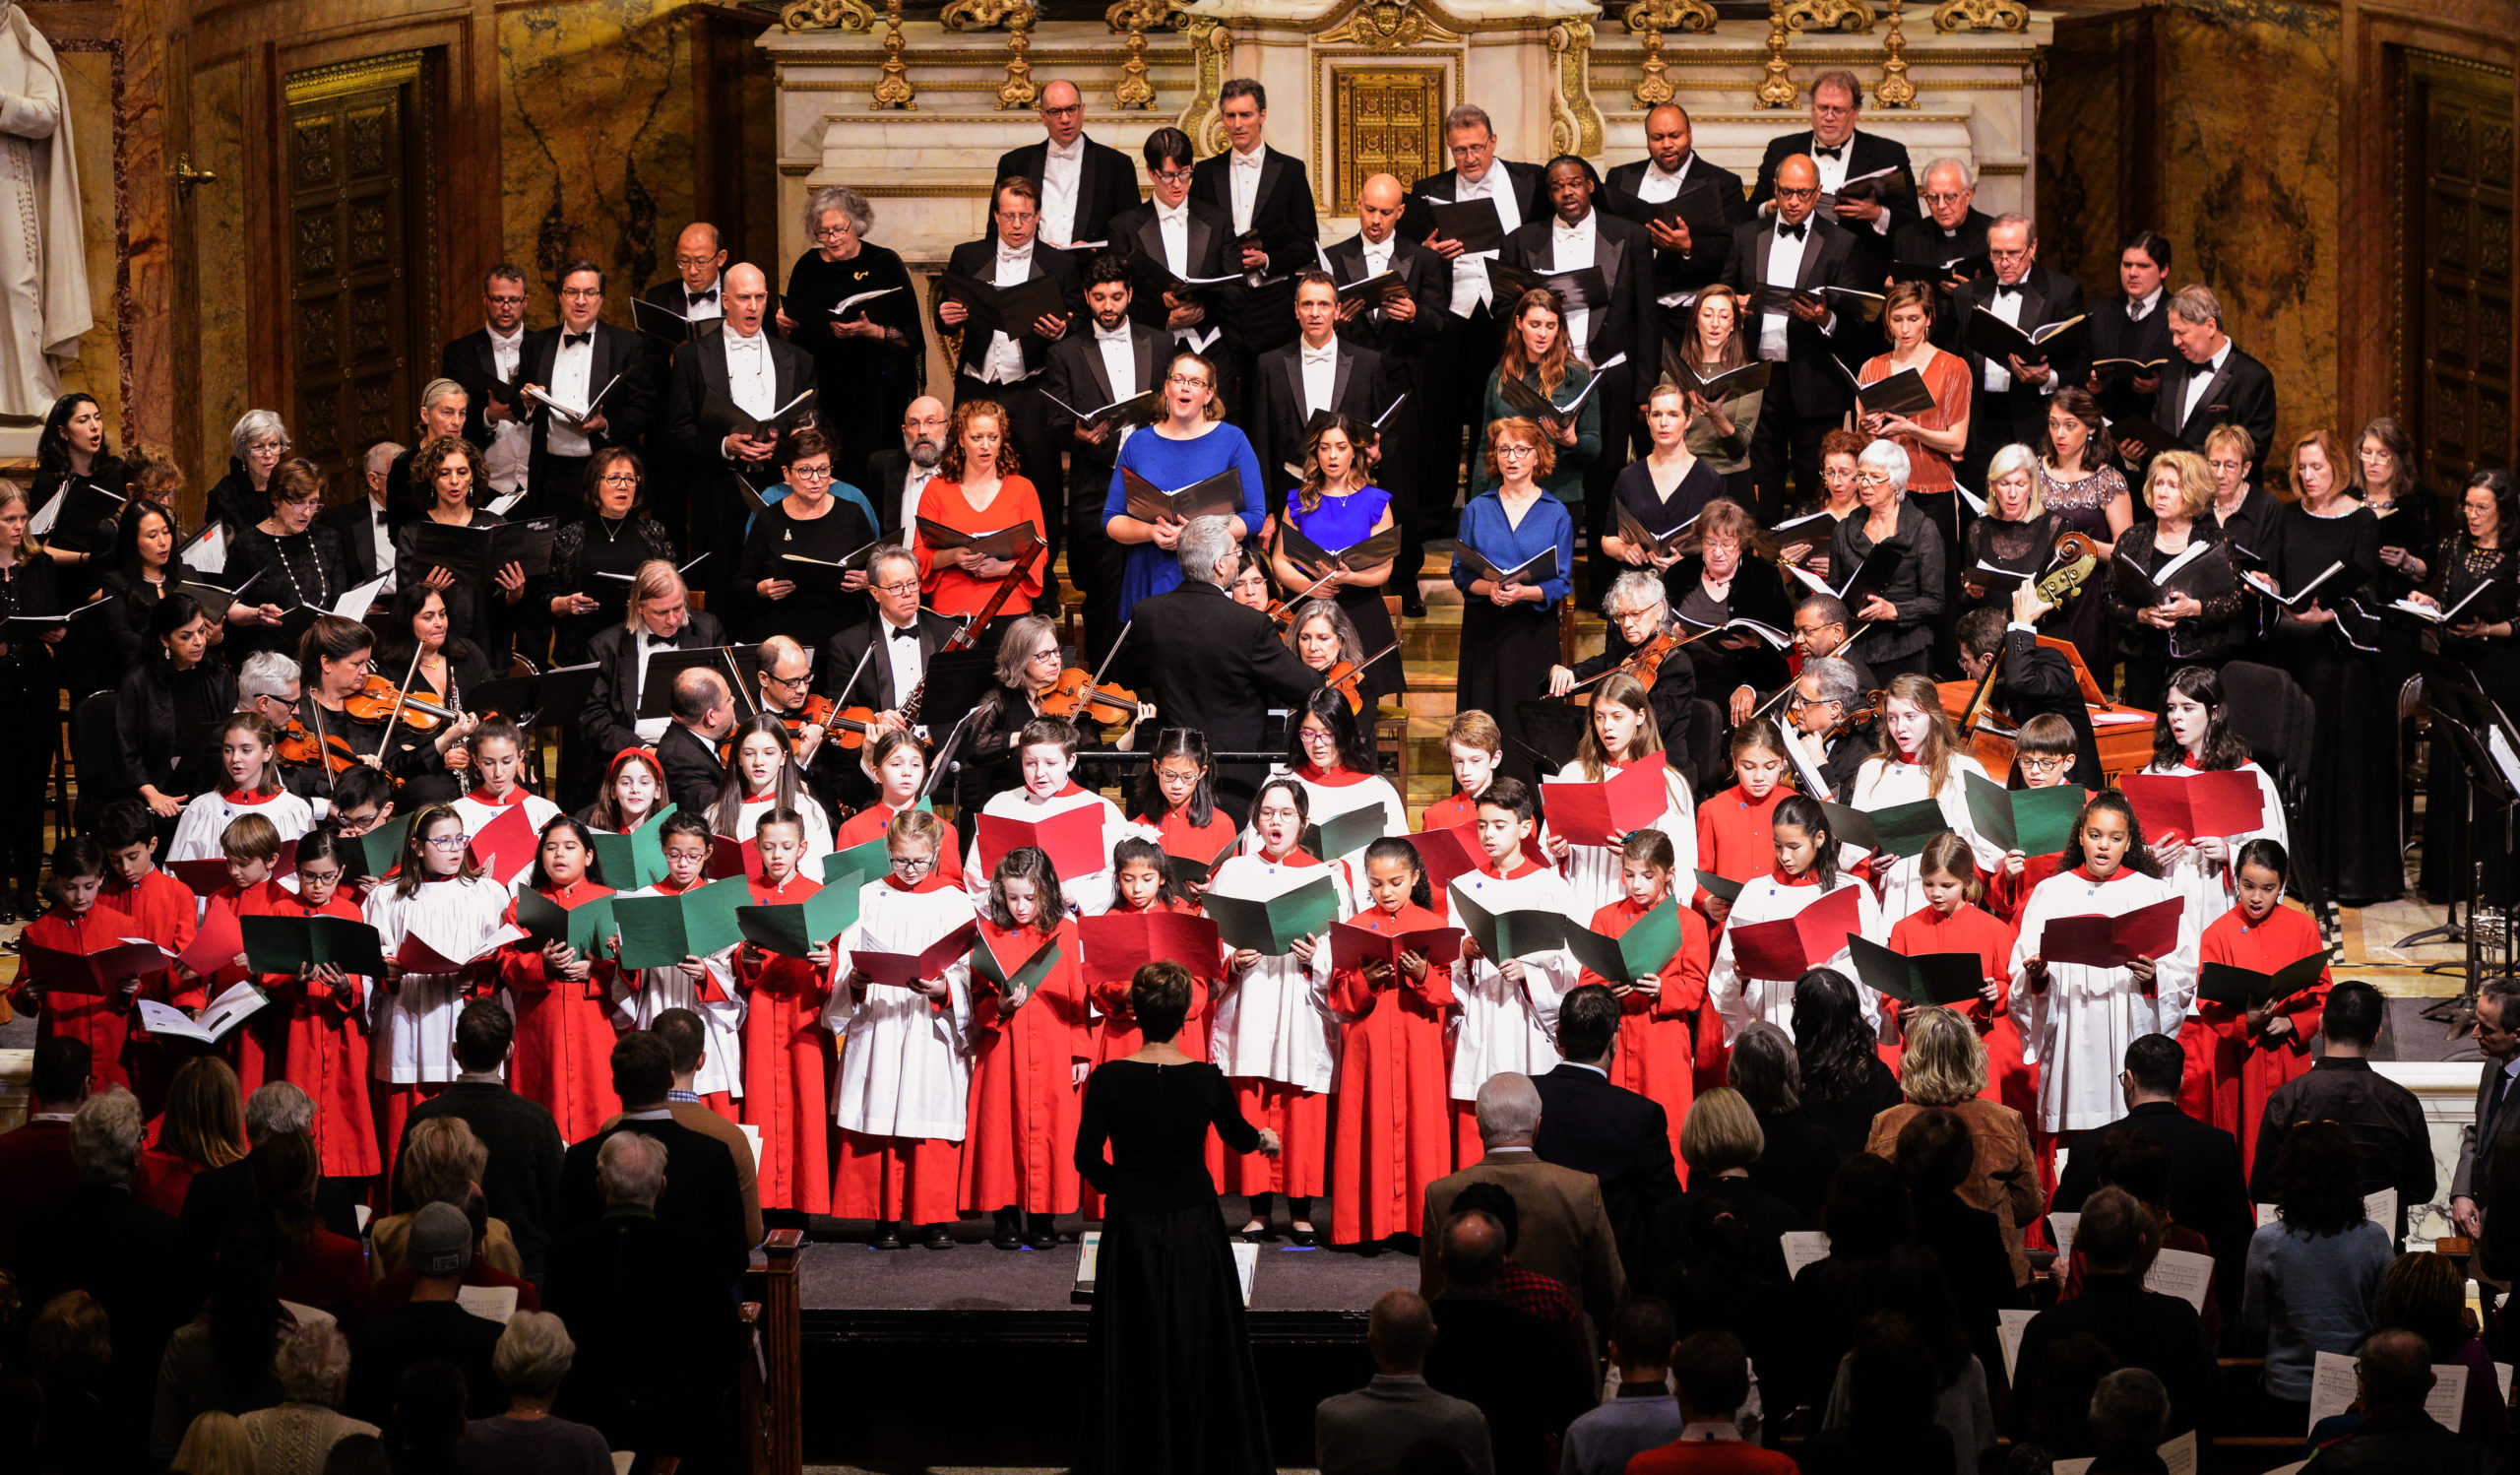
[1317, 642, 1401, 714]
[342, 673, 461, 732]
[1562, 628, 1679, 699]
[727, 694, 894, 763]
[277, 718, 361, 778]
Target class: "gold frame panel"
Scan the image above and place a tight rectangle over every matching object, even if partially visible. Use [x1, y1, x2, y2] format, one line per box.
[1324, 66, 1450, 210]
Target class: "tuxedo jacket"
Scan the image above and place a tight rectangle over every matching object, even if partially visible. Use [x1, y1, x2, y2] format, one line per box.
[1604, 153, 1751, 300]
[1041, 320, 1170, 490]
[519, 321, 654, 474]
[2155, 343, 2279, 459]
[816, 609, 966, 713]
[1532, 1062, 1681, 1279]
[655, 721, 729, 821]
[861, 446, 925, 540]
[1952, 263, 2090, 446]
[663, 328, 820, 464]
[1105, 196, 1236, 337]
[577, 609, 727, 772]
[1321, 231, 1451, 391]
[1248, 338, 1393, 508]
[639, 278, 726, 347]
[1124, 578, 1325, 759]
[1892, 208, 1994, 352]
[440, 329, 513, 450]
[1190, 145, 1319, 350]
[2086, 293, 2178, 426]
[319, 496, 409, 587]
[1401, 159, 1549, 245]
[1747, 128, 1918, 231]
[1500, 209, 1661, 414]
[1724, 214, 1866, 415]
[933, 237, 1086, 381]
[1994, 626, 2103, 790]
[994, 135, 1143, 248]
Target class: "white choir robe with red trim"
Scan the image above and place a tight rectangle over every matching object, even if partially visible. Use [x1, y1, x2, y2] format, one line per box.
[1547, 759, 1696, 919]
[168, 787, 314, 863]
[1207, 852, 1347, 1198]
[1448, 861, 1579, 1165]
[609, 880, 745, 1104]
[1703, 871, 1886, 1043]
[2011, 865, 2201, 1133]
[1849, 753, 2006, 924]
[1261, 765, 1408, 911]
[2138, 758, 2288, 937]
[364, 873, 514, 1169]
[962, 784, 1136, 916]
[825, 875, 978, 1225]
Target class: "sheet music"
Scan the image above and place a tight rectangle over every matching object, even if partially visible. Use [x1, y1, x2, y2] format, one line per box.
[1780, 1230, 1831, 1279]
[1997, 1307, 2036, 1384]
[2143, 1247, 2215, 1312]
[2048, 1211, 2079, 1262]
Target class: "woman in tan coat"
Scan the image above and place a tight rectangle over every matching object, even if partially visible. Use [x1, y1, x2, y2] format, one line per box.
[1866, 1004, 2043, 1286]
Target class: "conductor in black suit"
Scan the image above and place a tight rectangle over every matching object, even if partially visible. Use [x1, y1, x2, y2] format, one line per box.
[1956, 602, 2103, 791]
[1126, 515, 1325, 824]
[1532, 986, 1681, 1281]
[439, 265, 532, 502]
[1250, 272, 1393, 512]
[1406, 104, 1547, 516]
[1326, 173, 1450, 613]
[1746, 69, 1917, 274]
[1891, 159, 1994, 353]
[937, 175, 1083, 572]
[1605, 103, 1748, 329]
[1726, 155, 1865, 522]
[2155, 284, 2279, 466]
[993, 81, 1140, 253]
[2085, 229, 2177, 428]
[663, 262, 819, 599]
[1042, 255, 1167, 665]
[557, 1033, 750, 1288]
[1192, 79, 1319, 399]
[1952, 214, 2088, 490]
[1501, 158, 1660, 521]
[517, 260, 653, 522]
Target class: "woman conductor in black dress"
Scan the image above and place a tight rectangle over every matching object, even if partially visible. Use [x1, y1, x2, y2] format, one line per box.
[1075, 958, 1278, 1475]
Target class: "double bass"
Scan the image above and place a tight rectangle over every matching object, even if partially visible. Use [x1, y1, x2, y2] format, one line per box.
[1945, 532, 2106, 774]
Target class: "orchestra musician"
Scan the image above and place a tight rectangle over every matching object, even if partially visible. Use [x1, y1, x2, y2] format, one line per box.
[1953, 596, 2104, 791]
[577, 559, 727, 807]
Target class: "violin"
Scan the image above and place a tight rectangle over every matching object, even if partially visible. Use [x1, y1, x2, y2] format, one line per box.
[1040, 616, 1142, 729]
[1318, 642, 1400, 714]
[1257, 569, 1342, 632]
[277, 718, 361, 778]
[730, 694, 893, 764]
[1563, 629, 1679, 699]
[342, 673, 461, 732]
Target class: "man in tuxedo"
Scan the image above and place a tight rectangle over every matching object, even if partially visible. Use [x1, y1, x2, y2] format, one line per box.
[2086, 229, 2176, 427]
[1783, 655, 1873, 802]
[640, 221, 728, 342]
[1043, 254, 1166, 664]
[816, 547, 961, 808]
[1953, 214, 2088, 490]
[1127, 516, 1325, 823]
[1326, 172, 1449, 613]
[518, 260, 652, 521]
[1726, 154, 1863, 522]
[1725, 593, 1875, 726]
[1502, 157, 1660, 529]
[325, 440, 407, 591]
[664, 261, 819, 592]
[1891, 159, 1993, 352]
[937, 175, 1082, 569]
[994, 81, 1139, 253]
[556, 1033, 749, 1288]
[1106, 127, 1234, 397]
[1250, 272, 1393, 510]
[1956, 601, 2103, 790]
[1747, 69, 1916, 275]
[2156, 284, 2279, 464]
[1408, 103, 1546, 513]
[578, 563, 725, 797]
[1193, 78, 1319, 403]
[1531, 986, 1680, 1281]
[440, 264, 532, 500]
[655, 668, 734, 818]
[1606, 103, 1747, 334]
[635, 222, 732, 548]
[864, 396, 947, 537]
[2048, 1033, 2255, 1308]
[2450, 979, 2520, 1244]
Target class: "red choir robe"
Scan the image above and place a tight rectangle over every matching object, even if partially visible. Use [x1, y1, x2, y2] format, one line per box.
[1694, 786, 1786, 913]
[961, 917, 1090, 1214]
[1325, 899, 1457, 1245]
[9, 903, 149, 1091]
[496, 879, 623, 1144]
[219, 881, 299, 1093]
[1885, 902, 2036, 1123]
[104, 866, 200, 1114]
[1415, 790, 1480, 925]
[266, 887, 382, 1179]
[1986, 850, 2064, 926]
[737, 871, 836, 1214]
[1088, 896, 1214, 1063]
[2196, 903, 2328, 1176]
[834, 802, 966, 888]
[1579, 893, 1712, 1175]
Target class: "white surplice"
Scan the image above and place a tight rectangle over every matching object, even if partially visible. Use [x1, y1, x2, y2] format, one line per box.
[167, 789, 314, 863]
[2137, 759, 2289, 940]
[1251, 768, 1408, 911]
[726, 794, 835, 883]
[610, 881, 746, 1100]
[1206, 853, 1347, 1093]
[2011, 866, 2202, 1132]
[1704, 871, 1886, 1041]
[823, 878, 978, 1141]
[1548, 759, 1697, 918]
[1448, 864, 1581, 1101]
[365, 874, 514, 1084]
[1848, 752, 2006, 923]
[962, 786, 1136, 917]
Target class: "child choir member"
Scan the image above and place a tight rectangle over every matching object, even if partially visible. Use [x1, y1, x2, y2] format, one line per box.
[270, 825, 380, 1191]
[94, 801, 198, 1109]
[448, 717, 562, 848]
[1706, 795, 1883, 1042]
[1090, 838, 1217, 1065]
[827, 807, 976, 1251]
[366, 803, 515, 1165]
[612, 810, 743, 1116]
[1418, 712, 1502, 926]
[715, 716, 836, 881]
[1544, 673, 1696, 917]
[208, 813, 296, 1091]
[1694, 720, 1791, 926]
[1848, 673, 2001, 923]
[962, 845, 1089, 1251]
[1325, 837, 1456, 1249]
[736, 808, 836, 1217]
[1274, 690, 1407, 907]
[496, 816, 621, 1142]
[965, 718, 1135, 917]
[2195, 838, 2327, 1174]
[1984, 713, 2083, 924]
[1887, 832, 2033, 1122]
[8, 839, 147, 1089]
[1129, 728, 1238, 893]
[167, 714, 312, 866]
[2140, 666, 2290, 935]
[2010, 790, 2200, 1135]
[1575, 829, 1711, 1168]
[1448, 778, 1577, 1165]
[581, 745, 670, 834]
[1212, 778, 1345, 1245]
[835, 731, 966, 886]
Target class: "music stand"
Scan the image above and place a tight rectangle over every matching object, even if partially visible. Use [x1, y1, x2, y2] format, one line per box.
[1512, 699, 1588, 780]
[2418, 710, 2520, 1033]
[638, 646, 765, 721]
[2400, 658, 2516, 953]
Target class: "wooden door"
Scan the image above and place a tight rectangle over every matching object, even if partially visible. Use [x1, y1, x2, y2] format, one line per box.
[2402, 51, 2516, 488]
[283, 51, 434, 489]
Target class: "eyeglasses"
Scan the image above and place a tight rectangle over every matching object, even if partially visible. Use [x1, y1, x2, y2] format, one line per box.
[559, 287, 601, 299]
[996, 211, 1039, 227]
[1040, 104, 1082, 119]
[1921, 191, 1968, 207]
[891, 854, 936, 872]
[789, 465, 834, 483]
[425, 835, 470, 850]
[598, 473, 639, 486]
[485, 293, 527, 306]
[1151, 168, 1193, 185]
[1166, 374, 1210, 388]
[813, 224, 854, 240]
[1028, 648, 1064, 664]
[1775, 185, 1820, 201]
[873, 579, 920, 596]
[2020, 756, 2069, 776]
[674, 255, 721, 269]
[1496, 445, 1539, 460]
[765, 670, 810, 689]
[1854, 471, 1893, 486]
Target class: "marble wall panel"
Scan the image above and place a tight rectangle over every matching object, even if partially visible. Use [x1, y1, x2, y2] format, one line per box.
[191, 58, 249, 474]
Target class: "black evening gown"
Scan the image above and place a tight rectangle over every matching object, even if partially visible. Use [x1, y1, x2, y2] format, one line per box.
[1073, 1058, 1271, 1475]
[2365, 488, 2436, 707]
[226, 524, 350, 665]
[0, 556, 61, 893]
[394, 511, 515, 659]
[1962, 509, 2065, 620]
[784, 244, 926, 490]
[2420, 534, 2520, 906]
[2105, 519, 2245, 713]
[2266, 500, 2398, 904]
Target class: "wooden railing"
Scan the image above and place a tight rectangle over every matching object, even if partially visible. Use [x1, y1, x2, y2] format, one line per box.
[742, 1229, 806, 1475]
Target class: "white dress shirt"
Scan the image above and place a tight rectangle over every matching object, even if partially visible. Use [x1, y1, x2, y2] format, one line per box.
[1631, 154, 1692, 204]
[363, 497, 396, 596]
[1094, 322, 1142, 449]
[900, 464, 938, 530]
[1551, 211, 1599, 353]
[721, 327, 779, 447]
[1810, 132, 1892, 236]
[976, 243, 1037, 385]
[1357, 234, 1396, 325]
[483, 324, 530, 493]
[877, 614, 926, 708]
[1983, 280, 2029, 394]
[546, 329, 597, 458]
[632, 630, 674, 745]
[2182, 339, 2233, 424]
[2126, 286, 2163, 322]
[1298, 338, 1337, 417]
[1228, 146, 1265, 234]
[1155, 198, 1191, 276]
[1446, 167, 1520, 318]
[1756, 221, 1812, 359]
[681, 279, 725, 325]
[1040, 137, 1085, 246]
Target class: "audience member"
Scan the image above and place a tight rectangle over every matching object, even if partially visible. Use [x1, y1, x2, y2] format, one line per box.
[1420, 1072, 1626, 1329]
[396, 999, 567, 1283]
[1796, 1313, 1961, 1475]
[2048, 1034, 2253, 1292]
[1864, 1004, 2041, 1285]
[1791, 970, 1902, 1162]
[150, 1241, 290, 1462]
[1314, 1289, 1495, 1475]
[20, 1290, 119, 1475]
[1726, 1022, 1840, 1217]
[452, 1311, 614, 1475]
[1442, 1182, 1586, 1354]
[1420, 1209, 1597, 1475]
[254, 1129, 373, 1330]
[371, 1117, 527, 1289]
[1787, 1154, 1968, 1425]
[2056, 1128, 2224, 1346]
[1892, 1107, 2019, 1379]
[1561, 1296, 1687, 1475]
[320, 1434, 392, 1475]
[2303, 1327, 2512, 1474]
[239, 1319, 380, 1475]
[0, 1037, 90, 1264]
[137, 1056, 247, 1216]
[170, 1409, 257, 1475]
[556, 1031, 750, 1288]
[600, 1005, 764, 1249]
[2372, 1250, 2509, 1444]
[1649, 1188, 1798, 1429]
[2247, 980, 2435, 1237]
[345, 1203, 507, 1429]
[1534, 985, 1682, 1280]
[2007, 1188, 2215, 1442]
[2084, 1368, 2173, 1475]
[1622, 1329, 1796, 1473]
[2240, 1119, 2391, 1426]
[2018, 1332, 2121, 1457]
[383, 1360, 469, 1475]
[1645, 1086, 1806, 1287]
[182, 1082, 358, 1255]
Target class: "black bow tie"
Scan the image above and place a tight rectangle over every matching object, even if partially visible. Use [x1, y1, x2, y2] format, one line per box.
[688, 288, 718, 305]
[1993, 283, 2022, 299]
[563, 331, 593, 348]
[1813, 144, 1844, 160]
[1777, 221, 1807, 240]
[890, 625, 918, 642]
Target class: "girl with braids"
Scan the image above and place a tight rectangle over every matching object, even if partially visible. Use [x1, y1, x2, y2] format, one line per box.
[1849, 672, 2003, 925]
[494, 815, 621, 1141]
[962, 845, 1090, 1250]
[2010, 789, 2200, 1134]
[1324, 835, 1453, 1248]
[1704, 795, 1884, 1044]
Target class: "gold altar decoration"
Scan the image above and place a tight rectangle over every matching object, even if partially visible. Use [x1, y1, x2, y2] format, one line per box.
[1319, 0, 1461, 48]
[1107, 0, 1178, 109]
[1328, 68, 1447, 206]
[1875, 0, 1916, 106]
[781, 0, 877, 31]
[1755, 0, 1796, 108]
[1783, 0, 1877, 32]
[1547, 19, 1606, 159]
[1622, 0, 1719, 108]
[941, 0, 1040, 110]
[1930, 0, 2028, 32]
[872, 0, 914, 108]
[1181, 15, 1233, 156]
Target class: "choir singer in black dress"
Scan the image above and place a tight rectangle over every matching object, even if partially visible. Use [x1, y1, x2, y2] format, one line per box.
[1075, 958, 1279, 1475]
[542, 448, 677, 668]
[1828, 440, 1945, 682]
[781, 185, 924, 492]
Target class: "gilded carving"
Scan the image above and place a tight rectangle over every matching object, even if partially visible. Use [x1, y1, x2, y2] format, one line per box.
[1178, 15, 1231, 156]
[1622, 0, 1716, 108]
[346, 109, 388, 179]
[1546, 19, 1606, 160]
[349, 205, 388, 266]
[1320, 0, 1460, 48]
[944, 0, 1040, 109]
[297, 214, 337, 278]
[1755, 1, 1796, 108]
[1107, 0, 1177, 110]
[351, 289, 392, 360]
[1330, 68, 1445, 206]
[299, 303, 338, 367]
[1783, 0, 1876, 33]
[872, 0, 914, 109]
[1930, 0, 2027, 32]
[779, 0, 877, 32]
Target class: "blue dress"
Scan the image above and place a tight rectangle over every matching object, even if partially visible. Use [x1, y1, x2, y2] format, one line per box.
[1104, 422, 1268, 616]
[1283, 486, 1402, 706]
[1451, 488, 1576, 785]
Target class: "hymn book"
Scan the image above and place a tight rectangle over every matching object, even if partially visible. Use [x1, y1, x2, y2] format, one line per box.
[1276, 522, 1402, 575]
[1847, 933, 1985, 1008]
[240, 912, 389, 978]
[1539, 757, 1671, 849]
[936, 271, 1068, 337]
[847, 919, 980, 989]
[1455, 542, 1559, 590]
[394, 921, 527, 975]
[515, 889, 617, 962]
[1202, 871, 1342, 957]
[1041, 386, 1163, 433]
[1965, 309, 2091, 365]
[1119, 466, 1245, 524]
[2115, 769, 2266, 842]
[735, 883, 863, 960]
[29, 480, 125, 551]
[1728, 884, 1863, 982]
[522, 372, 624, 427]
[137, 983, 275, 1046]
[1077, 911, 1222, 984]
[608, 878, 752, 970]
[914, 518, 1042, 562]
[1413, 198, 1508, 254]
[2196, 950, 2327, 1009]
[1557, 895, 1685, 988]
[1330, 919, 1465, 975]
[1495, 352, 1627, 429]
[2037, 896, 2185, 970]
[1960, 773, 2089, 857]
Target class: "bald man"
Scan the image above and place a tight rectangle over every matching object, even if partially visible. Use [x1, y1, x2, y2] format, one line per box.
[1606, 103, 1748, 310]
[664, 262, 821, 584]
[1323, 173, 1450, 609]
[993, 81, 1139, 252]
[1725, 154, 1868, 522]
[632, 222, 731, 556]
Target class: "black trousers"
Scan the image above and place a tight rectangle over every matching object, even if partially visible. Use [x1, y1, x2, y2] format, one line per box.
[0, 671, 55, 894]
[1745, 369, 1843, 525]
[1068, 452, 1128, 669]
[1431, 300, 1508, 512]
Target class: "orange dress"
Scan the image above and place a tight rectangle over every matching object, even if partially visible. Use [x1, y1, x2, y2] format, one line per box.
[1858, 346, 1971, 494]
[1325, 900, 1458, 1244]
[1578, 894, 1712, 1174]
[912, 476, 1046, 615]
[2196, 903, 2328, 1176]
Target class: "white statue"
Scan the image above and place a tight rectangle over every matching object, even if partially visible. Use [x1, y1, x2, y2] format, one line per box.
[0, 4, 87, 418]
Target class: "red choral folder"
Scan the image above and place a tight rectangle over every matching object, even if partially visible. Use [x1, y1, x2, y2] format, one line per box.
[467, 805, 539, 886]
[1726, 883, 1862, 982]
[2115, 770, 2265, 843]
[1077, 911, 1221, 985]
[1540, 755, 1671, 848]
[976, 806, 1109, 880]
[702, 835, 754, 881]
[1330, 919, 1465, 974]
[21, 908, 162, 994]
[850, 920, 980, 989]
[2039, 895, 2185, 970]
[1406, 822, 1484, 891]
[168, 842, 298, 898]
[177, 899, 245, 978]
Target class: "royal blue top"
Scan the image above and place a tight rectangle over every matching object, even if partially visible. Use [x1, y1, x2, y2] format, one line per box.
[1451, 488, 1575, 609]
[1103, 421, 1267, 612]
[1284, 485, 1392, 556]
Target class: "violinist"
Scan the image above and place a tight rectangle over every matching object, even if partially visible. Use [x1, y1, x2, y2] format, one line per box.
[1670, 496, 1794, 708]
[372, 582, 490, 802]
[1284, 598, 1369, 700]
[1265, 415, 1401, 710]
[113, 594, 235, 824]
[1782, 656, 1872, 802]
[960, 613, 1072, 815]
[283, 614, 426, 802]
[1546, 569, 1695, 742]
[816, 545, 957, 796]
[752, 634, 841, 815]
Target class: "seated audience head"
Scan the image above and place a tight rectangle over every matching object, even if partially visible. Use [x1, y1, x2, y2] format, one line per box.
[597, 1130, 667, 1210]
[1128, 960, 1195, 1046]
[2354, 1327, 2436, 1416]
[1366, 1288, 1438, 1376]
[1473, 1071, 1542, 1147]
[2373, 1251, 2475, 1365]
[402, 1117, 488, 1212]
[1678, 1086, 1764, 1178]
[1671, 1329, 1753, 1425]
[1820, 1153, 1913, 1255]
[1448, 1181, 1521, 1254]
[453, 996, 517, 1075]
[1897, 1004, 1987, 1107]
[275, 1317, 353, 1409]
[71, 1086, 145, 1186]
[2095, 1127, 2174, 1211]
[172, 1410, 255, 1475]
[2088, 1368, 2171, 1459]
[1892, 1107, 1974, 1199]
[1437, 1208, 1507, 1292]
[2075, 1186, 2158, 1276]
[1608, 1295, 1677, 1378]
[1792, 967, 1879, 1103]
[1844, 1313, 1939, 1433]
[1553, 984, 1620, 1067]
[321, 1435, 389, 1475]
[651, 1006, 710, 1080]
[159, 1056, 248, 1173]
[29, 1035, 93, 1112]
[27, 1288, 110, 1388]
[1726, 1021, 1801, 1115]
[2274, 1119, 2368, 1236]
[490, 1310, 576, 1404]
[2321, 978, 2385, 1053]
[2028, 1331, 2121, 1452]
[240, 1079, 316, 1146]
[2118, 1033, 2183, 1105]
[610, 1030, 675, 1111]
[394, 1360, 471, 1460]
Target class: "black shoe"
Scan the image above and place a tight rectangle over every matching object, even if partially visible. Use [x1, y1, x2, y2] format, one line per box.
[1400, 590, 1427, 618]
[1354, 1239, 1386, 1257]
[990, 1210, 1023, 1251]
[0, 895, 17, 926]
[1026, 1214, 1060, 1250]
[868, 1226, 905, 1251]
[919, 1223, 955, 1251]
[1289, 1225, 1317, 1248]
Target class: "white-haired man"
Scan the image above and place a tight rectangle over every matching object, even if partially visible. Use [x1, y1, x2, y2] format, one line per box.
[1418, 1071, 1625, 1327]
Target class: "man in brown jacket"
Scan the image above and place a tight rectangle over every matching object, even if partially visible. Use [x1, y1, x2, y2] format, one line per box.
[1420, 1071, 1625, 1329]
[600, 1007, 764, 1251]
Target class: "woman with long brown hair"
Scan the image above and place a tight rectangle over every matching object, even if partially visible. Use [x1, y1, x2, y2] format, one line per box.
[1673, 285, 1761, 506]
[394, 434, 528, 656]
[139, 1055, 247, 1215]
[1470, 289, 1598, 505]
[1850, 672, 2003, 924]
